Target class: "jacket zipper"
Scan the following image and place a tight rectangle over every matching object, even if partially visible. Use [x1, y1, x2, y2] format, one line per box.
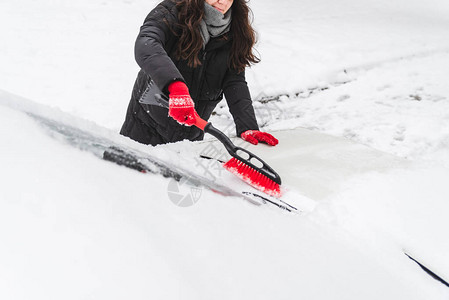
[195, 50, 208, 98]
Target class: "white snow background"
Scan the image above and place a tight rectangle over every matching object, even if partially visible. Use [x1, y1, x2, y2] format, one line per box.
[1, 0, 449, 299]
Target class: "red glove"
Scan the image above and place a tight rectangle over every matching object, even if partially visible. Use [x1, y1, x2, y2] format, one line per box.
[241, 130, 278, 146]
[168, 81, 199, 126]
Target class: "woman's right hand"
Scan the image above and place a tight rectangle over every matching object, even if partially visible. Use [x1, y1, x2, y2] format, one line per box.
[168, 81, 199, 126]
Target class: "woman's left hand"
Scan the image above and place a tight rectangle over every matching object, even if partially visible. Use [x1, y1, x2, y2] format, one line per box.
[240, 130, 278, 146]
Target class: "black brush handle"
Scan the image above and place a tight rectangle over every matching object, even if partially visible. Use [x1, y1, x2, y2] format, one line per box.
[203, 123, 237, 154]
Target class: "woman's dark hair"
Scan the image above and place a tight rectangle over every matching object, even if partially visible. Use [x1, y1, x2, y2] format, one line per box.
[174, 0, 260, 72]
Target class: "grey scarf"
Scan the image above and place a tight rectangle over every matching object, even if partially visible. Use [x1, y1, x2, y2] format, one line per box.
[199, 3, 232, 48]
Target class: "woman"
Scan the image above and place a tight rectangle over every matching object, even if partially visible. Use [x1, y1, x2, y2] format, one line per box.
[120, 0, 278, 147]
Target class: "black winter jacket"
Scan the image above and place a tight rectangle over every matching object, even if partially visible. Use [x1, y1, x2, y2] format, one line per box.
[120, 0, 259, 145]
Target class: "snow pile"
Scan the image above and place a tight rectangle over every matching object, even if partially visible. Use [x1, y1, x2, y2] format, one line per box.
[259, 52, 449, 163]
[0, 97, 443, 299]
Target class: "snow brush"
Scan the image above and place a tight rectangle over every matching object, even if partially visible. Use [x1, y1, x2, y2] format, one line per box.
[190, 115, 282, 198]
[138, 83, 282, 197]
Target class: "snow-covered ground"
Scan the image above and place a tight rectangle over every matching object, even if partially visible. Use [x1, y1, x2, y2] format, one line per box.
[1, 0, 449, 299]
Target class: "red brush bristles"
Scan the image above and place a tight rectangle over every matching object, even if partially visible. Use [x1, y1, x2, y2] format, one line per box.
[223, 157, 282, 198]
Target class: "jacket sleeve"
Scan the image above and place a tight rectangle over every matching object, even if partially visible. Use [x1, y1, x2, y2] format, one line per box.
[134, 1, 184, 92]
[223, 68, 259, 136]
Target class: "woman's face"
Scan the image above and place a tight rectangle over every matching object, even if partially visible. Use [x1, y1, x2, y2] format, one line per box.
[205, 0, 234, 14]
